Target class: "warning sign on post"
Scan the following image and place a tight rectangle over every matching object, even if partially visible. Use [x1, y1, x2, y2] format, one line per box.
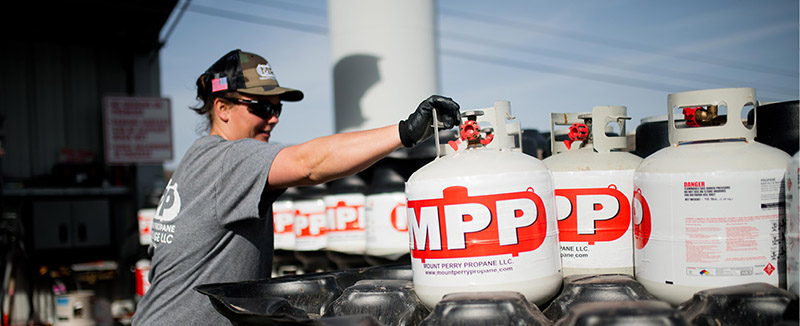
[103, 96, 173, 164]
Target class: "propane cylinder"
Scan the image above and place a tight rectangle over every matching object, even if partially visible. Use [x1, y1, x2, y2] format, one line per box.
[137, 208, 155, 246]
[324, 176, 367, 253]
[324, 175, 369, 269]
[633, 115, 669, 159]
[634, 88, 791, 305]
[365, 165, 410, 262]
[543, 106, 642, 276]
[787, 152, 799, 295]
[273, 188, 297, 252]
[406, 101, 561, 308]
[293, 184, 332, 273]
[134, 259, 152, 300]
[273, 187, 302, 276]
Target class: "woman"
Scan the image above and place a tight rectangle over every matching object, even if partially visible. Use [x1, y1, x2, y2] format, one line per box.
[131, 49, 460, 325]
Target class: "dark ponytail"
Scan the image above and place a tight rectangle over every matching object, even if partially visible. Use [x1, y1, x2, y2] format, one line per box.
[191, 72, 221, 128]
[190, 50, 245, 130]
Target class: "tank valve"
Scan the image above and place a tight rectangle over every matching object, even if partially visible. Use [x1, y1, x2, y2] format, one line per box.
[682, 105, 726, 127]
[448, 111, 494, 150]
[564, 123, 588, 150]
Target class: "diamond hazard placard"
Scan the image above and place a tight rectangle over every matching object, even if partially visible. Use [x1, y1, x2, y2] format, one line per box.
[764, 263, 775, 275]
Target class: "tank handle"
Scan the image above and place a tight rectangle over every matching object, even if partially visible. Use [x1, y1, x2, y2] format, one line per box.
[487, 101, 521, 152]
[433, 108, 442, 158]
[667, 87, 756, 145]
[436, 101, 521, 157]
[592, 105, 630, 153]
[550, 112, 587, 155]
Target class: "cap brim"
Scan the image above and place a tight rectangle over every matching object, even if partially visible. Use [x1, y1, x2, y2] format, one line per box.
[238, 85, 304, 102]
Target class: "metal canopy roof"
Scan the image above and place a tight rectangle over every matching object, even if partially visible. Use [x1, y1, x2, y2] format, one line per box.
[1, 0, 179, 49]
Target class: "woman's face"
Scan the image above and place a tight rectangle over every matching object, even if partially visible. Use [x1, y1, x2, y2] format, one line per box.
[223, 93, 281, 142]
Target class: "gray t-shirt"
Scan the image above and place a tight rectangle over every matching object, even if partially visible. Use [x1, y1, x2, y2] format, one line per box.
[132, 135, 285, 326]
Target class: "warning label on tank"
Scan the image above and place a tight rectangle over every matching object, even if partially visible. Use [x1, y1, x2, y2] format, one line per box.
[634, 169, 785, 288]
[683, 181, 732, 202]
[686, 266, 754, 276]
[760, 177, 783, 210]
[684, 214, 779, 263]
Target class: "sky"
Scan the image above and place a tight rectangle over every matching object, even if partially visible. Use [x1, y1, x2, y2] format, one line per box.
[158, 0, 799, 170]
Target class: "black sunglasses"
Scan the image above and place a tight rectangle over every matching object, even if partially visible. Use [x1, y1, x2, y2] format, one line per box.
[222, 97, 282, 118]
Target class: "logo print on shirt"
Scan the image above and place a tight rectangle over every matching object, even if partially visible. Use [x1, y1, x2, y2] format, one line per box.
[155, 179, 181, 222]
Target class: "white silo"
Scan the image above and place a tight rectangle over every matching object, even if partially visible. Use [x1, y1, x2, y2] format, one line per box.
[328, 0, 438, 132]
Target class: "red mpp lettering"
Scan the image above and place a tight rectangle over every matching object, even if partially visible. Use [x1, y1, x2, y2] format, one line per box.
[555, 185, 631, 245]
[407, 186, 548, 262]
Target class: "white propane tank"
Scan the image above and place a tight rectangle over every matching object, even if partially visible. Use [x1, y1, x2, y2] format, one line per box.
[406, 101, 562, 308]
[273, 188, 300, 276]
[365, 166, 410, 260]
[293, 185, 330, 272]
[134, 259, 151, 301]
[137, 208, 155, 246]
[543, 106, 642, 276]
[634, 88, 791, 305]
[324, 176, 368, 255]
[294, 185, 328, 251]
[787, 152, 799, 295]
[273, 190, 296, 252]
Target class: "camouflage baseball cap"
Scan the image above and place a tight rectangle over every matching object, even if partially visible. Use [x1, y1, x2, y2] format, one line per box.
[203, 49, 304, 101]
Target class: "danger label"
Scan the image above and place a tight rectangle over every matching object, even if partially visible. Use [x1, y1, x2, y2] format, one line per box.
[683, 181, 732, 202]
[634, 170, 783, 288]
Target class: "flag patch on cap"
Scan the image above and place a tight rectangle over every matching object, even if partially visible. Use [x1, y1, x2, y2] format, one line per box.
[212, 77, 228, 92]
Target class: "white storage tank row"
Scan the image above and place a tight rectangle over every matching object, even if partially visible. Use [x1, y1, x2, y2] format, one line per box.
[271, 166, 411, 275]
[268, 87, 798, 310]
[402, 87, 797, 308]
[542, 87, 797, 306]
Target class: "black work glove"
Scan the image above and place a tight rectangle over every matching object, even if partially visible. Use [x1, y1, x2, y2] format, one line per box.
[398, 95, 461, 147]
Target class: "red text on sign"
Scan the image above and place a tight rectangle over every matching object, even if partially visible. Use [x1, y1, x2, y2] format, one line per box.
[684, 181, 705, 187]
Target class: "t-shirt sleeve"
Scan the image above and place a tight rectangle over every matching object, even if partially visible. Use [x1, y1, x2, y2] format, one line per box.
[215, 139, 285, 225]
